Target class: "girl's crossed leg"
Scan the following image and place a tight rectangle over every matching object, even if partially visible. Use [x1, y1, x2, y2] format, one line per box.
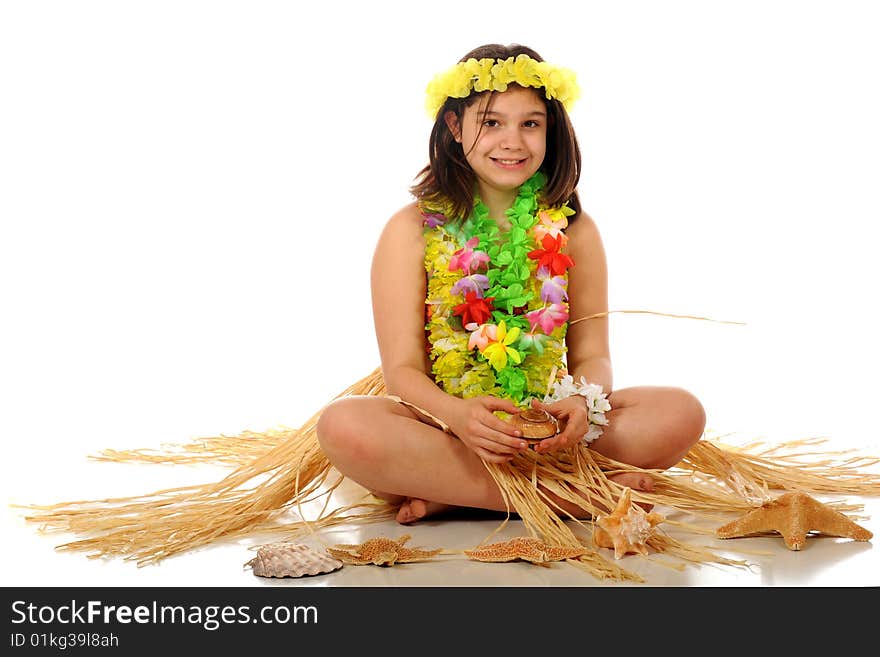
[315, 387, 706, 524]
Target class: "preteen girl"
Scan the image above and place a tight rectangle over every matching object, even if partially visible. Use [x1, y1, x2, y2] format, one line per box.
[23, 43, 878, 581]
[316, 43, 705, 524]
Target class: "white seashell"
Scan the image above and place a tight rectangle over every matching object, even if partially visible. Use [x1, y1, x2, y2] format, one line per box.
[245, 543, 343, 578]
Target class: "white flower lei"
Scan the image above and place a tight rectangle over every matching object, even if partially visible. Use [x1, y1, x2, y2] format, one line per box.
[543, 374, 611, 444]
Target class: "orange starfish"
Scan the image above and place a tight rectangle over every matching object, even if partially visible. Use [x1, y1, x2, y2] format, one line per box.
[593, 487, 664, 559]
[716, 491, 873, 551]
[326, 534, 442, 566]
[464, 536, 587, 563]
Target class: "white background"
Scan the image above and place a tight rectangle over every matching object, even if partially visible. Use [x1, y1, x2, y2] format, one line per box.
[2, 0, 878, 585]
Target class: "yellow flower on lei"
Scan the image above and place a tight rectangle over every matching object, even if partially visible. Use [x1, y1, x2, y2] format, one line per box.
[457, 365, 497, 398]
[433, 348, 468, 382]
[481, 321, 522, 371]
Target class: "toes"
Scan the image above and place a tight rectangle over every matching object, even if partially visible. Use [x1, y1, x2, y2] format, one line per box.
[396, 501, 415, 524]
[609, 472, 653, 493]
[396, 499, 427, 525]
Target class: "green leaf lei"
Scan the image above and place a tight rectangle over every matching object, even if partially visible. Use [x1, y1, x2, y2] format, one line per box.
[423, 172, 574, 405]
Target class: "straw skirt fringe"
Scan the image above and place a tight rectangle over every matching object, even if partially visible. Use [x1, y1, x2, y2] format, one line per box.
[21, 367, 880, 581]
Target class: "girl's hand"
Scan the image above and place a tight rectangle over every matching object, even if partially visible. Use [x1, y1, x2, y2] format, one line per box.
[447, 396, 529, 463]
[530, 396, 589, 454]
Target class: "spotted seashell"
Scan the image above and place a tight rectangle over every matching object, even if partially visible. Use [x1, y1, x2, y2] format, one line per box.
[245, 543, 343, 578]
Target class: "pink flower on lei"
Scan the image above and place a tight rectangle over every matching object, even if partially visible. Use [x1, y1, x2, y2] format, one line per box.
[533, 210, 569, 242]
[423, 213, 446, 228]
[451, 273, 490, 297]
[449, 237, 490, 275]
[537, 266, 568, 304]
[525, 303, 569, 335]
[466, 322, 497, 351]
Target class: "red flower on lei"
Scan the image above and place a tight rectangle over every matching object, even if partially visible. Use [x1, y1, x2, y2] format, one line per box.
[527, 234, 575, 276]
[453, 291, 495, 326]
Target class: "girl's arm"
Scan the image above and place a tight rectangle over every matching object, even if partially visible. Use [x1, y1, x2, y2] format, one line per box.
[370, 204, 525, 462]
[563, 210, 613, 393]
[370, 204, 456, 419]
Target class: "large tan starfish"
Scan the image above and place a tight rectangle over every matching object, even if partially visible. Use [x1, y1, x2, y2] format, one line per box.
[592, 487, 664, 559]
[716, 491, 873, 551]
[326, 534, 442, 566]
[464, 536, 587, 563]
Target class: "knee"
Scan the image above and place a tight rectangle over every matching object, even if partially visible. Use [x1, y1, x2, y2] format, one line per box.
[667, 388, 706, 446]
[677, 389, 706, 442]
[315, 398, 387, 465]
[315, 399, 363, 459]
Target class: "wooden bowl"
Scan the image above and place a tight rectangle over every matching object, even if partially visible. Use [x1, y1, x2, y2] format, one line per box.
[509, 408, 558, 441]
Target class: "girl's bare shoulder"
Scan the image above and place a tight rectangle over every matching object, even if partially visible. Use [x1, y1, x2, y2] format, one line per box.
[565, 208, 599, 237]
[564, 209, 604, 257]
[387, 201, 426, 229]
[373, 202, 426, 260]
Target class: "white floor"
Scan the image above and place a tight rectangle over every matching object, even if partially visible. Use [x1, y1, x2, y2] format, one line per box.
[4, 448, 878, 589]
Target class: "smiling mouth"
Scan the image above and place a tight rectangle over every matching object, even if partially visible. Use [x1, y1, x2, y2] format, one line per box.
[491, 157, 527, 167]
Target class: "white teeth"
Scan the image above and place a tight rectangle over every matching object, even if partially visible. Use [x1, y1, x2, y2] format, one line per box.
[496, 159, 523, 164]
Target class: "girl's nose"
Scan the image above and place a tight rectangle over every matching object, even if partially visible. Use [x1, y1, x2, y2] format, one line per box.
[500, 128, 525, 149]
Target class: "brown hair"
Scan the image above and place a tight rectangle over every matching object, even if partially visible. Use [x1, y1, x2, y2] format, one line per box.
[410, 43, 582, 221]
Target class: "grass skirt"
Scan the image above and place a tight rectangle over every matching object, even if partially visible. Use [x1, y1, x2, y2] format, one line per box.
[21, 367, 880, 582]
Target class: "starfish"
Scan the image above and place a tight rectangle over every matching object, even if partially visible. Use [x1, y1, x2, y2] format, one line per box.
[715, 491, 873, 551]
[325, 534, 442, 566]
[464, 536, 587, 563]
[592, 487, 664, 559]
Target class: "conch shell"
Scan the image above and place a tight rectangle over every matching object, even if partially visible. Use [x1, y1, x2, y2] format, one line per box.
[593, 488, 664, 559]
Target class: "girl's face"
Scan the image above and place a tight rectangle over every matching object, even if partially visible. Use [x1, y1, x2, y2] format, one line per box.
[447, 85, 548, 199]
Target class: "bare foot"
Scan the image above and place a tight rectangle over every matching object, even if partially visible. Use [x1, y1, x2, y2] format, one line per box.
[396, 498, 457, 524]
[607, 472, 655, 512]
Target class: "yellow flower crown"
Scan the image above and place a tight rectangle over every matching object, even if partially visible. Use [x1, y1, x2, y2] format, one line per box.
[425, 54, 580, 118]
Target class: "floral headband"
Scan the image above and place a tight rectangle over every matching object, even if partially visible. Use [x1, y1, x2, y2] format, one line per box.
[424, 53, 580, 118]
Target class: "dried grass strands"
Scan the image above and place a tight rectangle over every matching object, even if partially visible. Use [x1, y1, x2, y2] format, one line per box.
[260, 499, 397, 545]
[90, 368, 388, 467]
[21, 369, 389, 566]
[493, 447, 751, 575]
[92, 429, 287, 467]
[484, 455, 643, 582]
[678, 438, 880, 497]
[487, 449, 654, 581]
[588, 436, 880, 522]
[19, 361, 880, 572]
[569, 309, 746, 328]
[25, 433, 331, 565]
[555, 451, 748, 568]
[587, 451, 752, 519]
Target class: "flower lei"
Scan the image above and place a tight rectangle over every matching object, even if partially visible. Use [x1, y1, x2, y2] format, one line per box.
[423, 172, 576, 405]
[425, 54, 580, 118]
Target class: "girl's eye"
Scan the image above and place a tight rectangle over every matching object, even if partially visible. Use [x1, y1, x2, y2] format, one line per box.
[524, 120, 540, 128]
[483, 119, 500, 127]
